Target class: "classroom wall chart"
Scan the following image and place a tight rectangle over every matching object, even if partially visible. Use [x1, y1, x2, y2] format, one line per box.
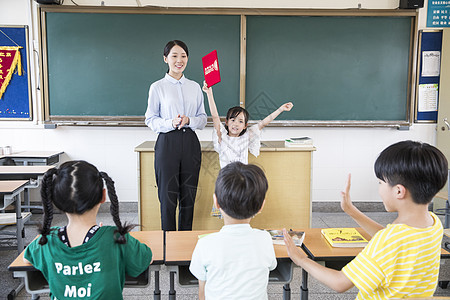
[427, 0, 450, 27]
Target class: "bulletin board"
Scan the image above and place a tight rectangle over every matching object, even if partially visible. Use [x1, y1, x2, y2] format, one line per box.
[415, 30, 442, 122]
[0, 25, 32, 120]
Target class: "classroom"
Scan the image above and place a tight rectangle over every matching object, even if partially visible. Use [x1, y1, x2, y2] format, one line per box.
[1, 0, 450, 299]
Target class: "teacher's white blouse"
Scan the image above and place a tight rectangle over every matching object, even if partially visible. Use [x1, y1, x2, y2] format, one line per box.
[145, 73, 207, 133]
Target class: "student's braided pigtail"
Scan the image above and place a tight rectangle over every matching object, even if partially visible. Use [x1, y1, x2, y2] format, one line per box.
[99, 171, 134, 244]
[38, 168, 58, 245]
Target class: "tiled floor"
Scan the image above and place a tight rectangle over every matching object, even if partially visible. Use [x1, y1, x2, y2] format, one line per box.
[1, 210, 450, 299]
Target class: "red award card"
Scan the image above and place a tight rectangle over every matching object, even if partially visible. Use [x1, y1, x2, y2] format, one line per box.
[202, 50, 221, 87]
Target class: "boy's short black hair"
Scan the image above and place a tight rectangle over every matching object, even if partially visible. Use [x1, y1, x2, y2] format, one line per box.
[374, 140, 448, 205]
[215, 162, 268, 219]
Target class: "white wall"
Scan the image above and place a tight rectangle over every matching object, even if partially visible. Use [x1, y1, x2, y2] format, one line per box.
[0, 0, 438, 203]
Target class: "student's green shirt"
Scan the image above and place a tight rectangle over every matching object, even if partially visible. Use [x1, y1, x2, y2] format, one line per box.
[24, 226, 152, 300]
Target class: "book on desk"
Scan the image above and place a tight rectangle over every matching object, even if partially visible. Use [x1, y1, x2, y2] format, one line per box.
[267, 230, 305, 246]
[321, 228, 368, 248]
[284, 137, 313, 147]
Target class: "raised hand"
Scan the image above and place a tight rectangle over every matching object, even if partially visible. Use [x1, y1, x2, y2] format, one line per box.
[202, 81, 212, 94]
[280, 102, 294, 112]
[340, 173, 356, 214]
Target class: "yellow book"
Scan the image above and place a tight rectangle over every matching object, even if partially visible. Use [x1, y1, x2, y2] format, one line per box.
[321, 228, 368, 248]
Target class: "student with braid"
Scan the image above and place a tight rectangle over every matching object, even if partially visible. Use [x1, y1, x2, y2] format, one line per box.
[24, 160, 152, 300]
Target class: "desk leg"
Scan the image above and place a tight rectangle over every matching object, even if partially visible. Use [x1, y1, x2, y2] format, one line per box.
[300, 269, 308, 300]
[154, 270, 161, 300]
[23, 188, 30, 213]
[283, 283, 291, 300]
[15, 193, 24, 253]
[7, 280, 24, 300]
[169, 271, 176, 300]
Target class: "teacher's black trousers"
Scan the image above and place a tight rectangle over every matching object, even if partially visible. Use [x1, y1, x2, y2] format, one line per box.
[154, 128, 201, 231]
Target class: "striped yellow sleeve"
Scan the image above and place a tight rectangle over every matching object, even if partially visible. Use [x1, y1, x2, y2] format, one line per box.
[342, 251, 385, 297]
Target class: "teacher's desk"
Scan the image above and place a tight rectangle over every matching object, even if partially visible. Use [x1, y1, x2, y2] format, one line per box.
[135, 141, 315, 231]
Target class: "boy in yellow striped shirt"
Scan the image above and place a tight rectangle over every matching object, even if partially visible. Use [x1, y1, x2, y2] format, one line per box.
[283, 140, 448, 299]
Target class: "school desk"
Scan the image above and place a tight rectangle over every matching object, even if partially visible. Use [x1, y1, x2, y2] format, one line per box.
[8, 230, 164, 299]
[0, 165, 55, 214]
[0, 180, 31, 253]
[135, 141, 315, 231]
[299, 227, 450, 300]
[0, 166, 55, 181]
[165, 230, 295, 300]
[0, 150, 64, 166]
[1, 180, 33, 300]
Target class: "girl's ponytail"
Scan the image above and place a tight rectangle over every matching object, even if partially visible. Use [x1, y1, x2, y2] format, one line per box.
[38, 168, 58, 245]
[99, 172, 134, 244]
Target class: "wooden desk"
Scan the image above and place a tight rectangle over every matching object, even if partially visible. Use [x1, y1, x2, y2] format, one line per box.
[1, 180, 32, 299]
[0, 165, 55, 213]
[0, 151, 63, 166]
[301, 228, 371, 261]
[0, 166, 54, 180]
[165, 230, 295, 300]
[0, 180, 30, 253]
[135, 141, 315, 230]
[299, 228, 450, 300]
[8, 230, 164, 299]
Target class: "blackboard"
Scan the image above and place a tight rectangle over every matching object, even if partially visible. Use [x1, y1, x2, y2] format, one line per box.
[246, 16, 412, 122]
[0, 26, 31, 120]
[44, 12, 240, 119]
[41, 8, 416, 126]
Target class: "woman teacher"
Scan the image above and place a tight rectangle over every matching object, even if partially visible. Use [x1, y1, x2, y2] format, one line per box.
[145, 40, 207, 231]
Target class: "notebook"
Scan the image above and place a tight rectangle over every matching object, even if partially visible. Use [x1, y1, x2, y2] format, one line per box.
[202, 50, 221, 87]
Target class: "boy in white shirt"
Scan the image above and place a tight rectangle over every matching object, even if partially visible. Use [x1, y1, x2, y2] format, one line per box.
[189, 162, 277, 300]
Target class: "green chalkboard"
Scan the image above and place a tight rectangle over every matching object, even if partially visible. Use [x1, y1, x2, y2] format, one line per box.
[245, 16, 412, 122]
[45, 12, 240, 118]
[42, 9, 415, 125]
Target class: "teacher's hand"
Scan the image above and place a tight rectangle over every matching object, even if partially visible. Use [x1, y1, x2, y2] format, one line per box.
[173, 114, 190, 129]
[178, 115, 190, 129]
[172, 116, 182, 129]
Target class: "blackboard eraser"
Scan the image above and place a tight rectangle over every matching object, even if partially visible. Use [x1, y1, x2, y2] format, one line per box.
[44, 124, 57, 129]
[397, 125, 410, 131]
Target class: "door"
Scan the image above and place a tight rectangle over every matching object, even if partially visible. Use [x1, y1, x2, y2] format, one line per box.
[436, 28, 450, 224]
[437, 28, 450, 162]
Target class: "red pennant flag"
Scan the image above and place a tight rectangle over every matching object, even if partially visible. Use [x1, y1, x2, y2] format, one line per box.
[0, 46, 22, 99]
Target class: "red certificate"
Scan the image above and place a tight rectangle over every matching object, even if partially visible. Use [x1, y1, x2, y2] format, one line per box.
[202, 50, 221, 87]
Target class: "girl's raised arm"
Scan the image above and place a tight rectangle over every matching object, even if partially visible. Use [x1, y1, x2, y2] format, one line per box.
[202, 81, 222, 142]
[258, 102, 293, 130]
